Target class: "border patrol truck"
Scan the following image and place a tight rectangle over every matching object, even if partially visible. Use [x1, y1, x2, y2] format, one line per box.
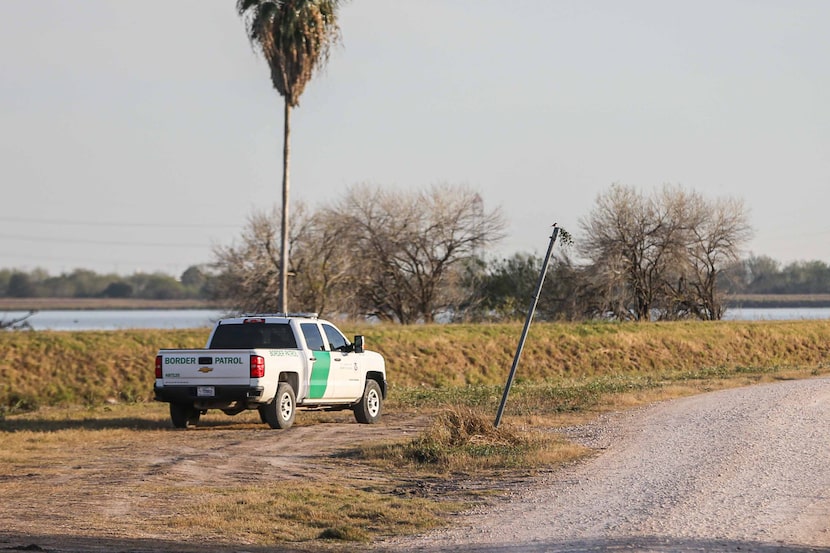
[153, 314, 386, 429]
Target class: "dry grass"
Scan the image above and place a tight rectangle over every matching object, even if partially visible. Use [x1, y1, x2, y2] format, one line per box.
[3, 320, 830, 413]
[357, 406, 588, 476]
[2, 320, 830, 548]
[170, 482, 459, 545]
[0, 329, 207, 411]
[359, 320, 830, 388]
[0, 404, 463, 549]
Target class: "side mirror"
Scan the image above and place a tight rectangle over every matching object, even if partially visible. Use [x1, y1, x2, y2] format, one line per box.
[353, 335, 364, 354]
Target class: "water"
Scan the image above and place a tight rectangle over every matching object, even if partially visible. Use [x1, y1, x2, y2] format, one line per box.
[722, 307, 830, 321]
[0, 309, 226, 331]
[1, 307, 829, 331]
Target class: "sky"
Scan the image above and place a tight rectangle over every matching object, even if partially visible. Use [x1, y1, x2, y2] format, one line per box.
[1, 0, 829, 277]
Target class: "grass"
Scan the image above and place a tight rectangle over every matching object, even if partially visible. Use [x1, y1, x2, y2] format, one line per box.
[0, 403, 466, 549]
[170, 482, 460, 545]
[3, 320, 830, 414]
[356, 406, 588, 476]
[1, 320, 830, 547]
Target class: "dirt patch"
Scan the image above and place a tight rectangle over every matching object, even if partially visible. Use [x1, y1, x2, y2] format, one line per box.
[0, 410, 429, 552]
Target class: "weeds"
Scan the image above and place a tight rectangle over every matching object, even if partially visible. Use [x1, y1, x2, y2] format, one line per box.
[359, 406, 588, 476]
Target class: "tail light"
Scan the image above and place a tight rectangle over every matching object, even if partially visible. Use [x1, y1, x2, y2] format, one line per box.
[155, 355, 163, 379]
[250, 355, 265, 378]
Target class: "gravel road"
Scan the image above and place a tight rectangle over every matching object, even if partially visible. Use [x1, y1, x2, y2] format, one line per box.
[380, 378, 830, 553]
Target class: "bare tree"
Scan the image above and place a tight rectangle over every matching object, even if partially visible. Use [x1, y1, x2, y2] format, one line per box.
[334, 184, 506, 323]
[289, 204, 359, 315]
[579, 184, 678, 321]
[580, 183, 752, 321]
[213, 185, 505, 321]
[211, 208, 283, 313]
[680, 196, 752, 319]
[210, 203, 354, 314]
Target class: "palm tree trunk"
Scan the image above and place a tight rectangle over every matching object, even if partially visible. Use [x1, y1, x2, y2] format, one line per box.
[280, 98, 291, 313]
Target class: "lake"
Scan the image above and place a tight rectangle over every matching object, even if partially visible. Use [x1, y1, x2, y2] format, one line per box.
[2, 307, 830, 331]
[722, 307, 830, 321]
[0, 309, 226, 331]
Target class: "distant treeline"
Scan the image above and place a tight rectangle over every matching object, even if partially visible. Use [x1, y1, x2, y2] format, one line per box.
[0, 266, 213, 301]
[1, 254, 829, 304]
[722, 256, 830, 295]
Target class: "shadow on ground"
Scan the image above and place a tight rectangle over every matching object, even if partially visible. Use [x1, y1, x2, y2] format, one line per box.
[375, 535, 830, 553]
[4, 531, 828, 553]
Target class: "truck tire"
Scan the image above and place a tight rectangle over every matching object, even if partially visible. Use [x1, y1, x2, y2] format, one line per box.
[263, 382, 296, 429]
[170, 403, 200, 428]
[353, 379, 383, 424]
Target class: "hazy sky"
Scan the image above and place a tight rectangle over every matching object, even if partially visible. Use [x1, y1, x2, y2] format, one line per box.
[1, 0, 828, 277]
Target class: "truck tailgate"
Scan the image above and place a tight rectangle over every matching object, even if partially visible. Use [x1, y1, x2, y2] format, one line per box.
[159, 350, 252, 386]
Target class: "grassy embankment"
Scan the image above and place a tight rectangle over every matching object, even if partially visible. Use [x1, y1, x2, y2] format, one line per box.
[1, 320, 829, 547]
[3, 320, 830, 413]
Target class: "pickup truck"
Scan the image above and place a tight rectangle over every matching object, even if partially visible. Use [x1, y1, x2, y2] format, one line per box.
[153, 313, 386, 429]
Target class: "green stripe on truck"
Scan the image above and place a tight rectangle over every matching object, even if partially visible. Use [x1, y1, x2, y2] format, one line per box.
[308, 352, 331, 399]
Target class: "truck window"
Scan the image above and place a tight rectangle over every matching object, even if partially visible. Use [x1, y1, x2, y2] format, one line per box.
[301, 323, 326, 351]
[323, 324, 348, 351]
[209, 323, 298, 349]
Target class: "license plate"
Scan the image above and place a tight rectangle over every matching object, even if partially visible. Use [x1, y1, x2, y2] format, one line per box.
[197, 386, 215, 397]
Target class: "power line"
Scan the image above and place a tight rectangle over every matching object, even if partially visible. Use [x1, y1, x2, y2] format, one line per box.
[0, 250, 210, 273]
[0, 232, 215, 248]
[0, 216, 243, 230]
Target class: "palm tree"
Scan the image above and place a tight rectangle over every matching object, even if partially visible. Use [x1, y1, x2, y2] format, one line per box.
[237, 0, 343, 313]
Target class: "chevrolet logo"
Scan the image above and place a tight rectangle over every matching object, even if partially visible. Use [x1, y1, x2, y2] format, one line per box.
[198, 367, 213, 373]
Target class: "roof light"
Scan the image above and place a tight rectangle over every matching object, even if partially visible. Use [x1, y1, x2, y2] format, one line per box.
[240, 313, 319, 319]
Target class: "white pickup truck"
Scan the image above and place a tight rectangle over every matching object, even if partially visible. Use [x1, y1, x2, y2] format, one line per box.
[153, 313, 386, 429]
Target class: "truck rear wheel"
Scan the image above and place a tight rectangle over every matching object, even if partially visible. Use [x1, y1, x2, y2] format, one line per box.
[263, 382, 296, 429]
[353, 379, 382, 424]
[170, 403, 201, 428]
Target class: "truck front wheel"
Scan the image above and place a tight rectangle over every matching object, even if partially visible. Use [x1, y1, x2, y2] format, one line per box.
[354, 379, 383, 424]
[170, 403, 201, 428]
[263, 382, 296, 429]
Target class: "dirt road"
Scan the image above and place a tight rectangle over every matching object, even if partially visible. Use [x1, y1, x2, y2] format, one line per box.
[380, 378, 830, 552]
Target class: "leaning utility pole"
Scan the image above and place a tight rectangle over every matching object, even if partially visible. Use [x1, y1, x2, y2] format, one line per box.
[494, 224, 562, 428]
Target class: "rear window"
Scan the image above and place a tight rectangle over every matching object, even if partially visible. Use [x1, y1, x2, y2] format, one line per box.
[209, 323, 298, 350]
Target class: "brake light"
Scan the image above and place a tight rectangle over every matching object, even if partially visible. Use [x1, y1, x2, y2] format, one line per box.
[250, 355, 265, 378]
[155, 355, 163, 379]
[244, 318, 265, 324]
